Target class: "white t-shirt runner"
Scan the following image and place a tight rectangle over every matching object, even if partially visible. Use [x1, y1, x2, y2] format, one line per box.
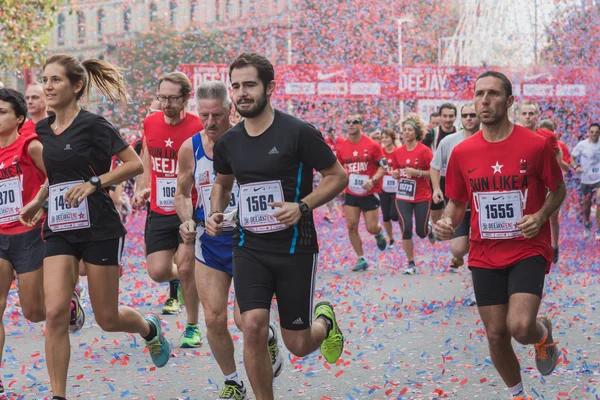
[571, 139, 600, 184]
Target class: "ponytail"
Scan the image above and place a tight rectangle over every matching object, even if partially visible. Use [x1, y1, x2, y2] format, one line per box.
[81, 59, 128, 103]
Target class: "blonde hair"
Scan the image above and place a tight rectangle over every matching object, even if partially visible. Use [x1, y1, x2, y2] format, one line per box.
[44, 54, 128, 103]
[519, 100, 540, 115]
[401, 113, 426, 141]
[159, 72, 192, 96]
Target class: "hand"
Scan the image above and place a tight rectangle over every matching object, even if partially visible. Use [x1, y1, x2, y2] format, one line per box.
[362, 179, 374, 191]
[270, 202, 302, 226]
[206, 212, 224, 236]
[432, 188, 444, 204]
[404, 167, 419, 178]
[516, 213, 546, 239]
[19, 199, 45, 228]
[179, 220, 197, 244]
[435, 217, 455, 241]
[65, 182, 96, 208]
[133, 188, 151, 207]
[391, 170, 400, 179]
[575, 167, 582, 174]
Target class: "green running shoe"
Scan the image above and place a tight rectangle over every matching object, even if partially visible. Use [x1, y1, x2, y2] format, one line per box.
[314, 301, 344, 363]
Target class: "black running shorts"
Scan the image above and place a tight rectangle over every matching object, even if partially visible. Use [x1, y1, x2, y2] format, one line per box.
[344, 193, 380, 212]
[453, 208, 471, 238]
[0, 227, 44, 274]
[145, 211, 183, 255]
[44, 234, 124, 266]
[233, 246, 318, 330]
[470, 256, 547, 307]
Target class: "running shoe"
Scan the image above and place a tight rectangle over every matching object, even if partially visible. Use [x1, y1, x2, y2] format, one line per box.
[162, 297, 181, 315]
[69, 287, 85, 334]
[324, 213, 332, 223]
[375, 233, 387, 251]
[180, 323, 202, 348]
[449, 256, 464, 269]
[268, 324, 284, 378]
[144, 313, 171, 368]
[583, 223, 592, 239]
[388, 239, 395, 249]
[0, 379, 5, 399]
[552, 247, 559, 264]
[427, 220, 437, 244]
[314, 301, 344, 363]
[218, 380, 248, 399]
[352, 258, 369, 272]
[534, 316, 558, 376]
[403, 262, 416, 275]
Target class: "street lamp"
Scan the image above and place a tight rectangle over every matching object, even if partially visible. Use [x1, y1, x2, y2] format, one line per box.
[397, 16, 413, 121]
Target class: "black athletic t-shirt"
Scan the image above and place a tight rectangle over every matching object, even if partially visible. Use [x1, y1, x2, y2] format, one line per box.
[36, 109, 129, 242]
[213, 110, 336, 254]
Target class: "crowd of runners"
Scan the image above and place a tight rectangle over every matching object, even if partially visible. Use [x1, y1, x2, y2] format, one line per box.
[0, 52, 598, 400]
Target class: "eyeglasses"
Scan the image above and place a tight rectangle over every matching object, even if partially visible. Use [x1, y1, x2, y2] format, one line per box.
[461, 113, 477, 118]
[346, 119, 362, 125]
[156, 94, 184, 103]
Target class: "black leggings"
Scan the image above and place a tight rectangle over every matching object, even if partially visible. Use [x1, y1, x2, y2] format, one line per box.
[396, 200, 431, 240]
[380, 192, 399, 222]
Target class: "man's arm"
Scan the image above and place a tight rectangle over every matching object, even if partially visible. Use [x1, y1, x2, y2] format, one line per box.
[443, 199, 468, 229]
[555, 148, 570, 172]
[174, 139, 195, 223]
[301, 161, 348, 210]
[210, 173, 236, 216]
[430, 168, 441, 190]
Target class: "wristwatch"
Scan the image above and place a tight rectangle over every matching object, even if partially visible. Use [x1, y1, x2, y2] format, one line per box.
[89, 176, 102, 190]
[371, 177, 379, 184]
[298, 201, 310, 216]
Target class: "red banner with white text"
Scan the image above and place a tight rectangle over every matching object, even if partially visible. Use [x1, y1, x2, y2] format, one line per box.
[179, 64, 600, 100]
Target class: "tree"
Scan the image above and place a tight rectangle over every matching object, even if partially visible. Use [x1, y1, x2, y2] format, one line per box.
[541, 3, 599, 66]
[0, 0, 62, 71]
[101, 22, 229, 133]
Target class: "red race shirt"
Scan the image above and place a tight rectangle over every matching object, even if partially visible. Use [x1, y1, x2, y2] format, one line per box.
[557, 140, 571, 164]
[0, 135, 46, 234]
[445, 125, 563, 270]
[143, 112, 203, 214]
[392, 143, 433, 203]
[536, 128, 559, 153]
[336, 135, 383, 196]
[19, 119, 36, 137]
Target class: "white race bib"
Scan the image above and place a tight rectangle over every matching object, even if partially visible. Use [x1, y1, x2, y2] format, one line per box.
[239, 180, 287, 234]
[48, 180, 90, 232]
[348, 173, 369, 195]
[156, 178, 176, 212]
[476, 190, 524, 239]
[396, 178, 416, 201]
[590, 166, 600, 182]
[0, 177, 23, 224]
[382, 175, 398, 193]
[200, 183, 239, 229]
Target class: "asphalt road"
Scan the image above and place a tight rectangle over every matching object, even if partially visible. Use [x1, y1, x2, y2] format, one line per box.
[1, 208, 599, 400]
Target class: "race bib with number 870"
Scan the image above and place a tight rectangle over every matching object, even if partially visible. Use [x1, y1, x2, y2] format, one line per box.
[0, 177, 23, 224]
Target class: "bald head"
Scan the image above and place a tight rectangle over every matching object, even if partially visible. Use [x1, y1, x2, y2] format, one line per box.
[25, 83, 48, 122]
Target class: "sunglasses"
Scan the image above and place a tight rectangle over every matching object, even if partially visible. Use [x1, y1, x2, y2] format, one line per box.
[346, 119, 362, 125]
[461, 113, 477, 118]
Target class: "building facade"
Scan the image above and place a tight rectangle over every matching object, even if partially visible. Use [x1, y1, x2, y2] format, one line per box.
[48, 0, 290, 59]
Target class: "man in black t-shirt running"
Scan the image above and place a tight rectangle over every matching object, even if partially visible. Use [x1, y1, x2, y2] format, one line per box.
[207, 53, 349, 400]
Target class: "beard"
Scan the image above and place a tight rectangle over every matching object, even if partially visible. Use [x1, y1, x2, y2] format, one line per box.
[235, 91, 268, 118]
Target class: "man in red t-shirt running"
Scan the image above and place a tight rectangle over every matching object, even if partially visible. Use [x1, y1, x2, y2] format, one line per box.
[517, 101, 564, 264]
[436, 71, 566, 400]
[19, 83, 49, 137]
[133, 72, 203, 348]
[336, 113, 387, 272]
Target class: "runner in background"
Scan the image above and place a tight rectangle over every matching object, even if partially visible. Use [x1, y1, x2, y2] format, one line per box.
[20, 83, 48, 137]
[379, 128, 399, 248]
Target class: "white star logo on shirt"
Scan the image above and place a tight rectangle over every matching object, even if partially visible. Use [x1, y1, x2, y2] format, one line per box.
[353, 150, 358, 156]
[406, 159, 410, 164]
[0, 162, 4, 169]
[492, 161, 503, 174]
[165, 138, 173, 147]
